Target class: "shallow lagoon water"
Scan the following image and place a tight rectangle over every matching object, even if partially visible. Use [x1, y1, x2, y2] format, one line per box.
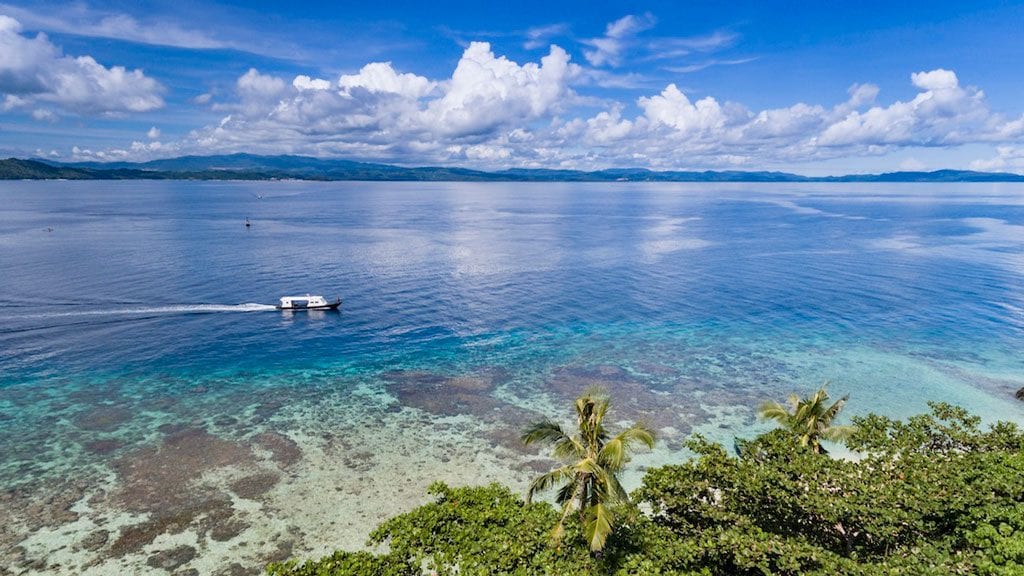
[1, 181, 1023, 574]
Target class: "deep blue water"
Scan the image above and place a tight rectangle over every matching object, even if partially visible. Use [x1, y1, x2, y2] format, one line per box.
[1, 181, 1024, 570]
[3, 181, 1022, 383]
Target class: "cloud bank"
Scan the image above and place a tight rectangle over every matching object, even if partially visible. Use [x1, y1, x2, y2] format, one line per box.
[0, 16, 163, 117]
[124, 45, 1021, 171]
[14, 9, 1014, 172]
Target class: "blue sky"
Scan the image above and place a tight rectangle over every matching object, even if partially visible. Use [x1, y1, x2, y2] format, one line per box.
[1, 1, 1023, 174]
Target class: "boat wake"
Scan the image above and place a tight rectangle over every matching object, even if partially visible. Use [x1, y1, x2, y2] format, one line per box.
[19, 303, 279, 319]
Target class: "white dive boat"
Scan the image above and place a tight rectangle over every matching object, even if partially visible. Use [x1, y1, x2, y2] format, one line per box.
[276, 294, 341, 311]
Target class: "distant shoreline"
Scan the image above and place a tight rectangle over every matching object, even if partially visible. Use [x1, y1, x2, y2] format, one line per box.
[4, 155, 1024, 183]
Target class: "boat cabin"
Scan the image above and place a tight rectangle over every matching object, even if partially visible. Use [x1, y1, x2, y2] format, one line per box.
[277, 294, 341, 310]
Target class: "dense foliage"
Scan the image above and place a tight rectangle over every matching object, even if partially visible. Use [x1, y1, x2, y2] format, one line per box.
[267, 403, 1024, 575]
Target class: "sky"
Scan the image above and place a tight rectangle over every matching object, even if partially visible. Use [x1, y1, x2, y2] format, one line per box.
[1, 1, 1023, 174]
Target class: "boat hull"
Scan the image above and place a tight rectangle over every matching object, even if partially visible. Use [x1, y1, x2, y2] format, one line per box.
[276, 299, 341, 311]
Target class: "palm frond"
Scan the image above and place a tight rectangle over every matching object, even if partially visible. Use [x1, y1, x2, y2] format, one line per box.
[554, 479, 576, 505]
[583, 503, 615, 552]
[574, 456, 600, 475]
[619, 423, 656, 449]
[821, 394, 849, 422]
[605, 472, 631, 505]
[549, 520, 566, 548]
[598, 424, 655, 471]
[522, 420, 569, 446]
[526, 465, 575, 503]
[758, 400, 791, 423]
[598, 437, 627, 471]
[552, 434, 585, 460]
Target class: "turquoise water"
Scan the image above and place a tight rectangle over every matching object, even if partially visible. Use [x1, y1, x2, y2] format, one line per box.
[1, 181, 1023, 573]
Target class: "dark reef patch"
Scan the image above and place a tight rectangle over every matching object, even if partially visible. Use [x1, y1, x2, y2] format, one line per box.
[146, 544, 196, 572]
[382, 368, 517, 419]
[72, 405, 132, 432]
[78, 529, 109, 552]
[547, 364, 693, 431]
[83, 438, 124, 455]
[229, 472, 280, 500]
[111, 427, 254, 512]
[105, 427, 264, 559]
[251, 432, 302, 469]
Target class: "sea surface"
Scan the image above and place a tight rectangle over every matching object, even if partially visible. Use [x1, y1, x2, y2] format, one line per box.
[1, 180, 1023, 574]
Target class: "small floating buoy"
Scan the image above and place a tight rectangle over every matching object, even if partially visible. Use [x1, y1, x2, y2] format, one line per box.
[245, 218, 251, 228]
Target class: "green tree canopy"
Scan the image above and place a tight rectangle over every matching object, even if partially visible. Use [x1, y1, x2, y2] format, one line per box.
[268, 402, 1024, 576]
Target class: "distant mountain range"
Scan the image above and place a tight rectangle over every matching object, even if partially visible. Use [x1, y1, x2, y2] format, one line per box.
[3, 154, 1023, 182]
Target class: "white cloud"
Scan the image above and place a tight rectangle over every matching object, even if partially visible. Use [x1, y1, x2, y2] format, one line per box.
[0, 2, 300, 59]
[970, 146, 1024, 173]
[817, 69, 989, 147]
[639, 83, 728, 135]
[228, 68, 287, 115]
[663, 57, 757, 74]
[30, 107, 55, 121]
[236, 68, 287, 98]
[540, 68, 1024, 170]
[73, 35, 1024, 173]
[147, 126, 160, 139]
[645, 30, 739, 60]
[0, 3, 229, 50]
[583, 13, 657, 67]
[178, 42, 578, 162]
[424, 42, 576, 137]
[71, 138, 179, 162]
[910, 69, 959, 91]
[338, 62, 436, 98]
[293, 75, 332, 91]
[0, 15, 163, 116]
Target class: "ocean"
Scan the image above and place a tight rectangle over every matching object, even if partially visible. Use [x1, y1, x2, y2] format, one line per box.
[2, 180, 1022, 574]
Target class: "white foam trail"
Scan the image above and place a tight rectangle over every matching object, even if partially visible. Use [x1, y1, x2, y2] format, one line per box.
[18, 303, 279, 319]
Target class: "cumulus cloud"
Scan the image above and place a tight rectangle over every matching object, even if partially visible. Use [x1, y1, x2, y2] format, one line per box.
[816, 69, 989, 147]
[338, 62, 436, 98]
[74, 32, 1024, 172]
[0, 15, 163, 116]
[639, 84, 728, 135]
[424, 42, 575, 137]
[538, 68, 1024, 169]
[183, 42, 577, 161]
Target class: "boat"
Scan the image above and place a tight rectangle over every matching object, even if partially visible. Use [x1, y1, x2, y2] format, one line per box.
[276, 294, 341, 311]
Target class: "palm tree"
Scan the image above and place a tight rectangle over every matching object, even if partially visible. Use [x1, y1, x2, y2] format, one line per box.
[521, 388, 655, 553]
[758, 386, 855, 454]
